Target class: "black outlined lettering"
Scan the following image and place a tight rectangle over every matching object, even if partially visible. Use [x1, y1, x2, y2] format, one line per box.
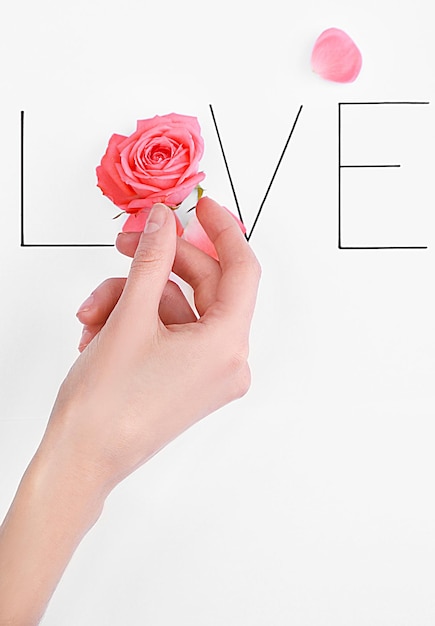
[338, 101, 430, 250]
[209, 104, 303, 241]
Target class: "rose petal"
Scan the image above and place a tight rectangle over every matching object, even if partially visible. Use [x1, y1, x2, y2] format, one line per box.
[182, 206, 246, 259]
[97, 133, 139, 207]
[122, 208, 152, 232]
[162, 172, 206, 207]
[182, 212, 219, 260]
[311, 27, 362, 83]
[224, 207, 246, 235]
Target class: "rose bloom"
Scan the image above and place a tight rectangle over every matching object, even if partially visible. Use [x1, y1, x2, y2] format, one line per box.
[96, 113, 205, 232]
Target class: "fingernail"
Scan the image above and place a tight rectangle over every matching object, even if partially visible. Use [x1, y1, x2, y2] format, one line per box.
[117, 231, 138, 238]
[78, 328, 93, 351]
[76, 294, 95, 315]
[144, 203, 168, 233]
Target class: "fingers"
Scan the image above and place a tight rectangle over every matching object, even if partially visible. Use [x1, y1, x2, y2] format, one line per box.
[76, 278, 126, 325]
[110, 203, 177, 336]
[113, 198, 261, 332]
[78, 323, 104, 353]
[159, 281, 197, 325]
[116, 231, 141, 258]
[196, 197, 261, 330]
[76, 277, 126, 352]
[116, 221, 222, 317]
[77, 276, 196, 327]
[76, 276, 197, 351]
[174, 238, 221, 316]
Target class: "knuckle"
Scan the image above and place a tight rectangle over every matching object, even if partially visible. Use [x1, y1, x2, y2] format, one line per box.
[212, 224, 235, 250]
[224, 344, 251, 399]
[244, 253, 262, 281]
[232, 362, 252, 399]
[99, 277, 115, 288]
[251, 256, 262, 280]
[97, 277, 125, 298]
[234, 252, 262, 282]
[131, 246, 163, 275]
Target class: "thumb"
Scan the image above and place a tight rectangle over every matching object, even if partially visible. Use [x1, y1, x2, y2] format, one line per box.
[117, 203, 177, 329]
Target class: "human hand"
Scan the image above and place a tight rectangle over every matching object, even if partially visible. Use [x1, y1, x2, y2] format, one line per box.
[76, 205, 245, 351]
[0, 197, 260, 625]
[76, 245, 197, 352]
[47, 197, 261, 493]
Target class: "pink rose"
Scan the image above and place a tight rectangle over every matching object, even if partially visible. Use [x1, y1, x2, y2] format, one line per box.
[96, 113, 206, 231]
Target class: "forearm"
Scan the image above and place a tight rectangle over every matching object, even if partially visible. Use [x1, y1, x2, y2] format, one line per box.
[0, 197, 260, 624]
[0, 438, 107, 626]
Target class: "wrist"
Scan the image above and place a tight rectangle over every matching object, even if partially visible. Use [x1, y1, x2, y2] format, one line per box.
[33, 423, 113, 517]
[29, 445, 107, 528]
[0, 432, 107, 625]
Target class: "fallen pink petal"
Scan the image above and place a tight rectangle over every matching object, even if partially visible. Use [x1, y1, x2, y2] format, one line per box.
[311, 27, 362, 83]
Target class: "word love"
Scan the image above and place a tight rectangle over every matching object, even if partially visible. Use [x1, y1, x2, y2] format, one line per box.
[20, 101, 430, 249]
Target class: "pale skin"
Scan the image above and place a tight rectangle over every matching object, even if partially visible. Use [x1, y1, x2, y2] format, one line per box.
[0, 197, 261, 625]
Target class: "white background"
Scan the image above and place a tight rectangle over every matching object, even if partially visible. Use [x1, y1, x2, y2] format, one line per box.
[1, 0, 435, 623]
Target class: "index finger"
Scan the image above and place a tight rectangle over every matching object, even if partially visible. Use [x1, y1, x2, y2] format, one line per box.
[116, 227, 222, 316]
[196, 197, 261, 328]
